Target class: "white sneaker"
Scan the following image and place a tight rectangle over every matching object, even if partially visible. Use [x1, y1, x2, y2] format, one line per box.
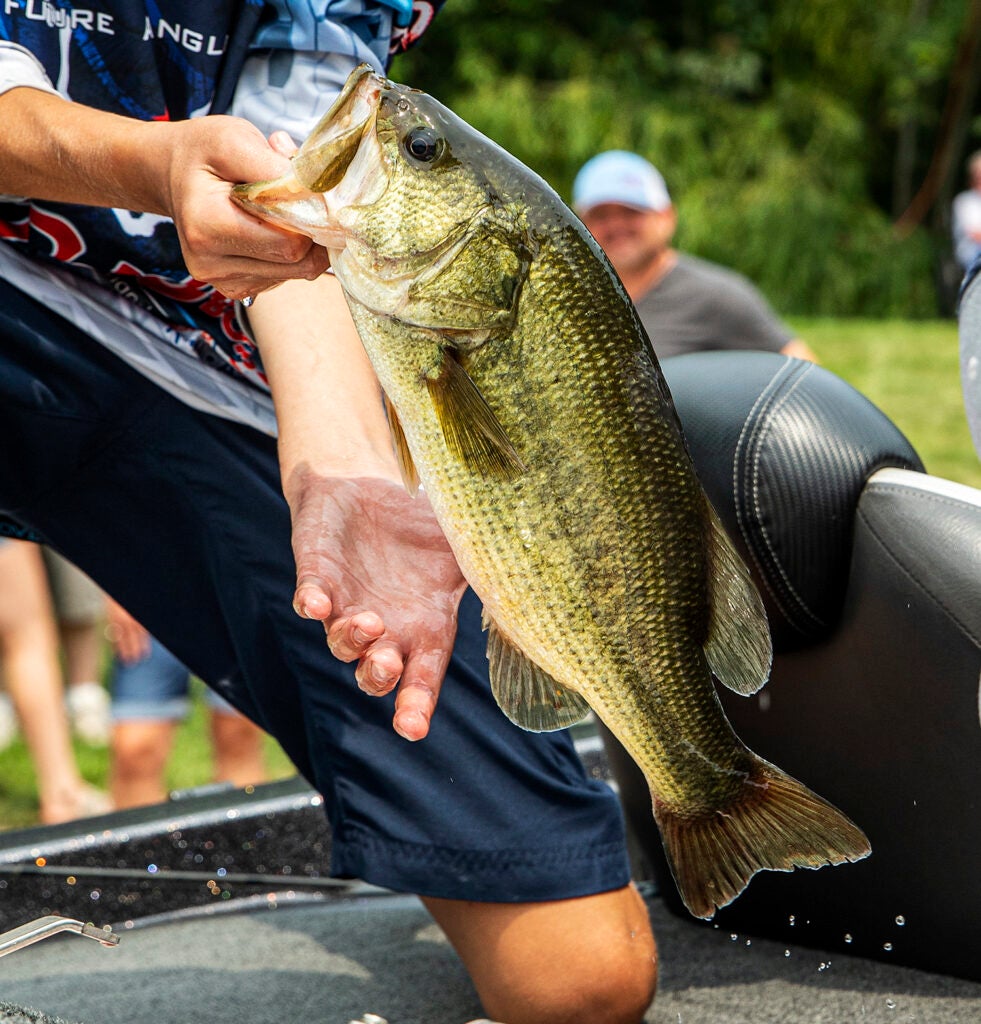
[65, 682, 111, 746]
[0, 692, 19, 751]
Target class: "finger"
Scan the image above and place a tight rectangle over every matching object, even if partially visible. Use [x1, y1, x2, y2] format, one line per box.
[391, 646, 453, 742]
[180, 201, 313, 273]
[353, 637, 405, 695]
[325, 610, 386, 661]
[268, 130, 299, 158]
[293, 575, 334, 620]
[214, 247, 332, 301]
[226, 206, 316, 264]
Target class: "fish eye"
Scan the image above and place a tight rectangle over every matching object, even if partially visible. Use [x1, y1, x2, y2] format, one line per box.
[403, 126, 442, 164]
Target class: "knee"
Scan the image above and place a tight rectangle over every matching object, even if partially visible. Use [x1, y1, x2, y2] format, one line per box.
[211, 710, 263, 755]
[485, 925, 658, 1024]
[111, 724, 170, 777]
[426, 885, 658, 1024]
[599, 952, 658, 1023]
[542, 944, 658, 1024]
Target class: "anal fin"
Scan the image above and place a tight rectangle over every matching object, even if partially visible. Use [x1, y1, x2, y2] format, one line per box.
[703, 498, 772, 695]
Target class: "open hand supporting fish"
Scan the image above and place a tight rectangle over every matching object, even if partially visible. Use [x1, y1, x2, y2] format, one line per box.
[234, 64, 870, 919]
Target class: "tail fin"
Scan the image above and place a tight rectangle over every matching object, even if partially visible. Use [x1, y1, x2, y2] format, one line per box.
[653, 756, 871, 920]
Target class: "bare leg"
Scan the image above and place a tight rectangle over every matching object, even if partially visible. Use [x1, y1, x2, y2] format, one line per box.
[209, 709, 267, 788]
[423, 883, 657, 1024]
[0, 541, 110, 823]
[59, 619, 104, 689]
[110, 719, 177, 809]
[61, 618, 111, 747]
[42, 548, 110, 746]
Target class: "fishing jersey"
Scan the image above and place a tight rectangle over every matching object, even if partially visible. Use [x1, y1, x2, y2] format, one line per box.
[0, 1, 444, 433]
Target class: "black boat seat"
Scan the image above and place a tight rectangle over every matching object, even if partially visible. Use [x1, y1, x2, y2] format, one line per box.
[602, 350, 981, 982]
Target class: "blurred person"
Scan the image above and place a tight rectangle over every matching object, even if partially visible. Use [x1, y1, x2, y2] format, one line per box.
[41, 548, 111, 746]
[0, 539, 112, 824]
[105, 597, 267, 809]
[958, 253, 981, 459]
[573, 150, 817, 363]
[0, 675, 16, 752]
[953, 150, 981, 274]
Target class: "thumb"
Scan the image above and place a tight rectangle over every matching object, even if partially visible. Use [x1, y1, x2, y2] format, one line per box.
[268, 130, 299, 159]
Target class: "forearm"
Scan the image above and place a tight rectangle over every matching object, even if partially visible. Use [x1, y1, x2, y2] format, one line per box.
[0, 86, 172, 213]
[245, 275, 401, 500]
[781, 338, 819, 363]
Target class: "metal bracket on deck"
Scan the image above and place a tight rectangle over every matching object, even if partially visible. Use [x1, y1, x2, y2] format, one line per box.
[0, 915, 120, 959]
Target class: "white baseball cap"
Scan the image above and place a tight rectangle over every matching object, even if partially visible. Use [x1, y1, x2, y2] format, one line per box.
[572, 151, 672, 214]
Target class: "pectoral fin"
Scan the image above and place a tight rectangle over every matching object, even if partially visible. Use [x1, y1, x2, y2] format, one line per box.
[384, 394, 421, 496]
[427, 353, 525, 481]
[702, 498, 772, 695]
[484, 614, 591, 732]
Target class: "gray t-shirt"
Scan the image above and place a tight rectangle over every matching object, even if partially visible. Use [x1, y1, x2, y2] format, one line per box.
[634, 254, 793, 361]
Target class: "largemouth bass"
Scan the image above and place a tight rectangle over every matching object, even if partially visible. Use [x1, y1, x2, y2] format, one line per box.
[233, 64, 870, 919]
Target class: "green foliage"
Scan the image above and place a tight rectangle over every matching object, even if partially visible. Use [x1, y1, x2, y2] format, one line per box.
[392, 0, 977, 318]
[795, 317, 981, 489]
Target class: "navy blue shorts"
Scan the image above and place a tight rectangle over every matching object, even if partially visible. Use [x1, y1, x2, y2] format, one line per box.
[0, 281, 629, 902]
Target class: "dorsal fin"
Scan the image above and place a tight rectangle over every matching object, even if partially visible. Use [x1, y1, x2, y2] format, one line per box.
[483, 613, 591, 732]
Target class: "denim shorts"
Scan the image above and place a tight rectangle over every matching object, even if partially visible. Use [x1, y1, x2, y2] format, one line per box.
[111, 637, 236, 721]
[0, 280, 629, 903]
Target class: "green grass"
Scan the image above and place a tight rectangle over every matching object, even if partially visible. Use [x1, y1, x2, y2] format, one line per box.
[0, 677, 294, 831]
[791, 318, 981, 490]
[1, 316, 978, 829]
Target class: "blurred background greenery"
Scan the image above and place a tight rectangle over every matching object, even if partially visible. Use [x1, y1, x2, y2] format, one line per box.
[0, 676, 295, 831]
[396, 0, 981, 318]
[2, 2, 980, 828]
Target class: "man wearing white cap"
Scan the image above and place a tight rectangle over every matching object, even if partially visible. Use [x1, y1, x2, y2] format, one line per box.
[572, 151, 816, 362]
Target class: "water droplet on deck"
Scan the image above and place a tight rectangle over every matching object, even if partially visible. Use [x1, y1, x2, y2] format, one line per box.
[844, 933, 853, 944]
[895, 915, 906, 926]
[886, 999, 896, 1010]
[883, 942, 893, 952]
[789, 915, 796, 926]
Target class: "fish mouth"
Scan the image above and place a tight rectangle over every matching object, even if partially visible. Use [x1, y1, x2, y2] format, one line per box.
[290, 63, 386, 193]
[231, 63, 386, 245]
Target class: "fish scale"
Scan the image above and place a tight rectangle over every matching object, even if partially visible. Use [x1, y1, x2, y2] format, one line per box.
[233, 62, 871, 920]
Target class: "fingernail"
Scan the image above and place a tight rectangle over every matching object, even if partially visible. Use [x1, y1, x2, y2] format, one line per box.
[394, 710, 426, 742]
[370, 663, 394, 687]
